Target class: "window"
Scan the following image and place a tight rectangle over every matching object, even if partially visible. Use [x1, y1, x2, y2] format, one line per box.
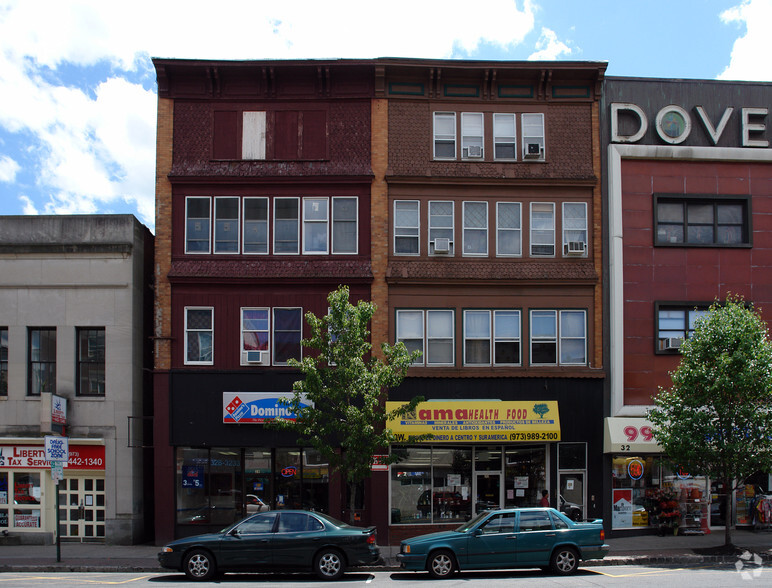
[274, 198, 300, 254]
[655, 195, 750, 246]
[481, 512, 516, 534]
[394, 200, 419, 255]
[273, 308, 302, 365]
[656, 305, 709, 352]
[242, 111, 266, 160]
[522, 113, 545, 160]
[464, 310, 520, 366]
[530, 203, 555, 256]
[243, 198, 269, 254]
[497, 202, 521, 256]
[332, 197, 358, 254]
[185, 308, 213, 365]
[530, 310, 587, 366]
[241, 308, 269, 365]
[563, 203, 588, 256]
[0, 327, 7, 396]
[433, 112, 456, 159]
[77, 328, 105, 396]
[303, 198, 329, 254]
[214, 197, 239, 253]
[396, 310, 454, 366]
[463, 201, 488, 256]
[429, 201, 454, 255]
[461, 112, 484, 159]
[518, 510, 553, 531]
[185, 197, 211, 254]
[493, 113, 517, 160]
[28, 328, 56, 396]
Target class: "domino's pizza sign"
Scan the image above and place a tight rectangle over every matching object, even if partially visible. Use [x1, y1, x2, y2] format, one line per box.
[223, 392, 312, 424]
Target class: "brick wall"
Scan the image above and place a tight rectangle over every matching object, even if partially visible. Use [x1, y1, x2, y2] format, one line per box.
[154, 97, 173, 371]
[370, 98, 389, 358]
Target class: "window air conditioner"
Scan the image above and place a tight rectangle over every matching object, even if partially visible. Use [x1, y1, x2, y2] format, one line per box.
[246, 350, 263, 363]
[664, 338, 683, 350]
[433, 238, 452, 253]
[464, 145, 483, 158]
[524, 142, 543, 159]
[566, 241, 586, 254]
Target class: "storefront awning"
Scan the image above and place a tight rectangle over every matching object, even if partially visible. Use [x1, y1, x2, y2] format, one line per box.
[604, 417, 663, 454]
[386, 400, 560, 443]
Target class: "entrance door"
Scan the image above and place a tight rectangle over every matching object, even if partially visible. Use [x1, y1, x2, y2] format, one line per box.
[475, 473, 502, 515]
[558, 472, 585, 521]
[58, 477, 106, 541]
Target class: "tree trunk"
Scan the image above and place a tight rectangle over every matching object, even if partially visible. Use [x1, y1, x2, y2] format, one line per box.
[723, 479, 734, 547]
[349, 480, 357, 524]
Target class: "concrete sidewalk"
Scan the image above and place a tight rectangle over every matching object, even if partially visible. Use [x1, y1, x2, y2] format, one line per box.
[0, 529, 771, 573]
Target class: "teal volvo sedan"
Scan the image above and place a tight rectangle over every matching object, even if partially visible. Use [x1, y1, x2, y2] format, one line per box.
[397, 508, 608, 579]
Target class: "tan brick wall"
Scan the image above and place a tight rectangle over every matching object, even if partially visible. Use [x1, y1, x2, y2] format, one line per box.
[154, 97, 173, 371]
[370, 98, 389, 359]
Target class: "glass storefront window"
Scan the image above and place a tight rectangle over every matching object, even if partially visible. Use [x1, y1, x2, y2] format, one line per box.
[505, 446, 546, 507]
[430, 448, 472, 522]
[302, 448, 329, 513]
[275, 449, 301, 509]
[0, 472, 7, 528]
[391, 447, 432, 523]
[245, 449, 272, 513]
[14, 473, 40, 505]
[176, 448, 209, 524]
[209, 448, 241, 526]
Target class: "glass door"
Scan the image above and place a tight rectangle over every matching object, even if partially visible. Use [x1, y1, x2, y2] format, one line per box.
[474, 473, 502, 515]
[558, 472, 585, 521]
[58, 476, 105, 541]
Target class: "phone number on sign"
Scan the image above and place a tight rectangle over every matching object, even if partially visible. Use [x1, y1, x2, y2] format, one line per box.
[69, 457, 104, 467]
[509, 432, 559, 441]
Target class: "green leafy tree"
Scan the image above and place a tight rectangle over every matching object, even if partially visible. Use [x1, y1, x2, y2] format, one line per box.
[270, 286, 431, 522]
[649, 296, 772, 547]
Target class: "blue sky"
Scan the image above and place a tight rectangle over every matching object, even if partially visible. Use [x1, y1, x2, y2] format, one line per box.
[1, 0, 770, 233]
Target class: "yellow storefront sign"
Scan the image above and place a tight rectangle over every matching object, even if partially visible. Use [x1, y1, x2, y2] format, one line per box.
[386, 401, 561, 443]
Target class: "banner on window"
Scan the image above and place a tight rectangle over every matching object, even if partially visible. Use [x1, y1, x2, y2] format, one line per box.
[385, 400, 560, 443]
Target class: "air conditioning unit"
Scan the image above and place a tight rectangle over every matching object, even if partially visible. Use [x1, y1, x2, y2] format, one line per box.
[246, 350, 263, 363]
[464, 145, 483, 158]
[566, 241, 586, 255]
[433, 238, 452, 253]
[524, 142, 543, 159]
[664, 338, 683, 350]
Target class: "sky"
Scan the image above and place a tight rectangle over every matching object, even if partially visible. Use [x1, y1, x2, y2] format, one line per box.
[0, 0, 771, 233]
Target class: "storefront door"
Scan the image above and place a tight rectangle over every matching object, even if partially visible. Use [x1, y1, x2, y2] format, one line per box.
[558, 472, 585, 521]
[475, 473, 502, 515]
[58, 477, 105, 540]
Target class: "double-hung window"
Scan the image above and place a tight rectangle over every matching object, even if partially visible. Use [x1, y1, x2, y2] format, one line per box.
[243, 198, 269, 254]
[396, 310, 454, 366]
[77, 328, 105, 396]
[497, 202, 521, 256]
[656, 304, 709, 352]
[332, 197, 358, 254]
[493, 113, 517, 160]
[464, 310, 521, 366]
[530, 203, 555, 256]
[185, 308, 213, 365]
[461, 113, 484, 159]
[562, 203, 588, 256]
[433, 113, 456, 159]
[394, 200, 419, 255]
[654, 195, 750, 246]
[530, 310, 587, 366]
[429, 201, 454, 255]
[274, 198, 300, 254]
[185, 197, 211, 254]
[272, 308, 302, 365]
[1, 327, 8, 396]
[303, 198, 329, 254]
[522, 113, 545, 160]
[241, 308, 270, 364]
[214, 197, 240, 253]
[28, 327, 56, 396]
[463, 201, 488, 256]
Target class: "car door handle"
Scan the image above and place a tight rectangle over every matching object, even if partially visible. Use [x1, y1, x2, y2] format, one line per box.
[545, 533, 556, 537]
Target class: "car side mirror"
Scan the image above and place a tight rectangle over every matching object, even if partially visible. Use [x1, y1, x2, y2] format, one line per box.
[472, 528, 483, 537]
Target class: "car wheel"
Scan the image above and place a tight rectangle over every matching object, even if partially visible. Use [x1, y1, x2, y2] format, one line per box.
[314, 548, 345, 580]
[550, 546, 579, 575]
[427, 549, 456, 579]
[183, 549, 217, 581]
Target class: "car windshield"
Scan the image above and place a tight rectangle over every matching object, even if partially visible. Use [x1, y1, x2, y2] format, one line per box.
[454, 511, 490, 532]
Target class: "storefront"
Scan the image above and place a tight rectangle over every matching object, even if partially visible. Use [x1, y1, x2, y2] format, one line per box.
[0, 440, 106, 541]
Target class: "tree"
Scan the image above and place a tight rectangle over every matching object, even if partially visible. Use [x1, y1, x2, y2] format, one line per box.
[269, 286, 430, 522]
[649, 296, 772, 547]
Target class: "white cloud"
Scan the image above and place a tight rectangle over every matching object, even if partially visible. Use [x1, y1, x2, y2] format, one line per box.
[0, 155, 20, 182]
[528, 28, 573, 61]
[19, 195, 38, 215]
[718, 0, 772, 81]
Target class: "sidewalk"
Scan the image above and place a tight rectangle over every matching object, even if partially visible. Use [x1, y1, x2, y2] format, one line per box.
[0, 529, 771, 573]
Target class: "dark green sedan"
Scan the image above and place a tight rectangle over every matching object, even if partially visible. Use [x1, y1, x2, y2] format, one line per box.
[397, 508, 608, 579]
[159, 510, 379, 581]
